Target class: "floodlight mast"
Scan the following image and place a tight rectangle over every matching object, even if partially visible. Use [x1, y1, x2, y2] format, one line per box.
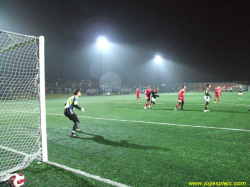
[96, 36, 110, 91]
[153, 54, 164, 89]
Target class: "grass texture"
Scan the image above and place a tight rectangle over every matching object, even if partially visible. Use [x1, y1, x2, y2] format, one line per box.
[3, 91, 249, 187]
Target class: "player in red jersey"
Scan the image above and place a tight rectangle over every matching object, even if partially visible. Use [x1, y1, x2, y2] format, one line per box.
[214, 85, 221, 103]
[136, 88, 141, 102]
[218, 85, 222, 95]
[174, 85, 186, 111]
[144, 85, 153, 109]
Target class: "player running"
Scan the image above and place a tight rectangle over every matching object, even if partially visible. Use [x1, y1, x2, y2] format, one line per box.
[64, 90, 85, 138]
[151, 86, 159, 106]
[144, 85, 153, 109]
[174, 85, 186, 111]
[136, 88, 141, 102]
[204, 84, 211, 112]
[214, 85, 221, 103]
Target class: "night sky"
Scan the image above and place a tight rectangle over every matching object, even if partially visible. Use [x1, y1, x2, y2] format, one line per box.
[0, 0, 249, 86]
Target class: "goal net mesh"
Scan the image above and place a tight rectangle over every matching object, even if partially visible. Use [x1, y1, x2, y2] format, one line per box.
[0, 30, 42, 182]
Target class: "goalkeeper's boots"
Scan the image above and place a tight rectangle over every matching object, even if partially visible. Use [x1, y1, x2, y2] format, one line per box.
[70, 132, 79, 138]
[181, 108, 185, 110]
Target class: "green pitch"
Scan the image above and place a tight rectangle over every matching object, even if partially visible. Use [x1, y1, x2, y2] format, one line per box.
[6, 92, 250, 187]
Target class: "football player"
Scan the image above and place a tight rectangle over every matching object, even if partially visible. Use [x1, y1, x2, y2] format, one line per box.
[238, 86, 243, 99]
[144, 85, 153, 109]
[204, 84, 211, 112]
[174, 85, 186, 111]
[151, 86, 159, 106]
[136, 88, 141, 101]
[64, 90, 85, 138]
[214, 85, 221, 103]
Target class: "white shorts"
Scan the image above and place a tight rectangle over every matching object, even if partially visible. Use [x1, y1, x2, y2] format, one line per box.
[239, 93, 243, 96]
[152, 97, 156, 103]
[204, 96, 210, 102]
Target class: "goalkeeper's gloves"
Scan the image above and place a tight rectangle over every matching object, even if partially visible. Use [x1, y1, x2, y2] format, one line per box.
[81, 108, 85, 112]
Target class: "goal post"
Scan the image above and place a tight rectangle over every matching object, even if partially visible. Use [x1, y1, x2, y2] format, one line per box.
[0, 30, 47, 182]
[39, 36, 48, 162]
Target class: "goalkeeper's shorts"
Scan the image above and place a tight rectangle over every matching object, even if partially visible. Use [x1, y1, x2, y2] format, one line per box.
[64, 108, 79, 123]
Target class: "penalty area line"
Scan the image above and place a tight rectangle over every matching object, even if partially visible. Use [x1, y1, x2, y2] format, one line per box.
[47, 113, 250, 132]
[81, 116, 250, 132]
[46, 161, 131, 187]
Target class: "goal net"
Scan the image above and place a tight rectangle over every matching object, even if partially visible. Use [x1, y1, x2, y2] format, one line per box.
[0, 30, 47, 182]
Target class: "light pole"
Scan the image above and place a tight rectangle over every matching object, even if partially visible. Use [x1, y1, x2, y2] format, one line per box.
[96, 36, 110, 92]
[153, 55, 164, 92]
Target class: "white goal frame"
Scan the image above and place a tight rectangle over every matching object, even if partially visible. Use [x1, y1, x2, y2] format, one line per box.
[39, 35, 48, 163]
[0, 30, 47, 182]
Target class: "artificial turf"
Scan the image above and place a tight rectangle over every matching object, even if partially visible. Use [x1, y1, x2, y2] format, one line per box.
[2, 91, 249, 187]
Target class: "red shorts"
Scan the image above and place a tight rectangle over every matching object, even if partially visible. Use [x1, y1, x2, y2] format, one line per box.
[178, 97, 184, 103]
[215, 94, 220, 98]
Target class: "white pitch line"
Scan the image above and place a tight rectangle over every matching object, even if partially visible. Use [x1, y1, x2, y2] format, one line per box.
[0, 145, 29, 157]
[46, 161, 131, 187]
[47, 113, 250, 132]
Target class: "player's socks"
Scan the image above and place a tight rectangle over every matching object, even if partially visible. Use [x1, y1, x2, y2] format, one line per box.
[73, 122, 79, 131]
[205, 102, 209, 110]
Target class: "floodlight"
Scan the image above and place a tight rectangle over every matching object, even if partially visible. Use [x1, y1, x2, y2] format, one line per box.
[154, 55, 162, 63]
[96, 36, 109, 49]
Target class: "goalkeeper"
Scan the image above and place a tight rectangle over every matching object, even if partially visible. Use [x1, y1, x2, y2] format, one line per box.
[64, 90, 85, 138]
[151, 86, 159, 106]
